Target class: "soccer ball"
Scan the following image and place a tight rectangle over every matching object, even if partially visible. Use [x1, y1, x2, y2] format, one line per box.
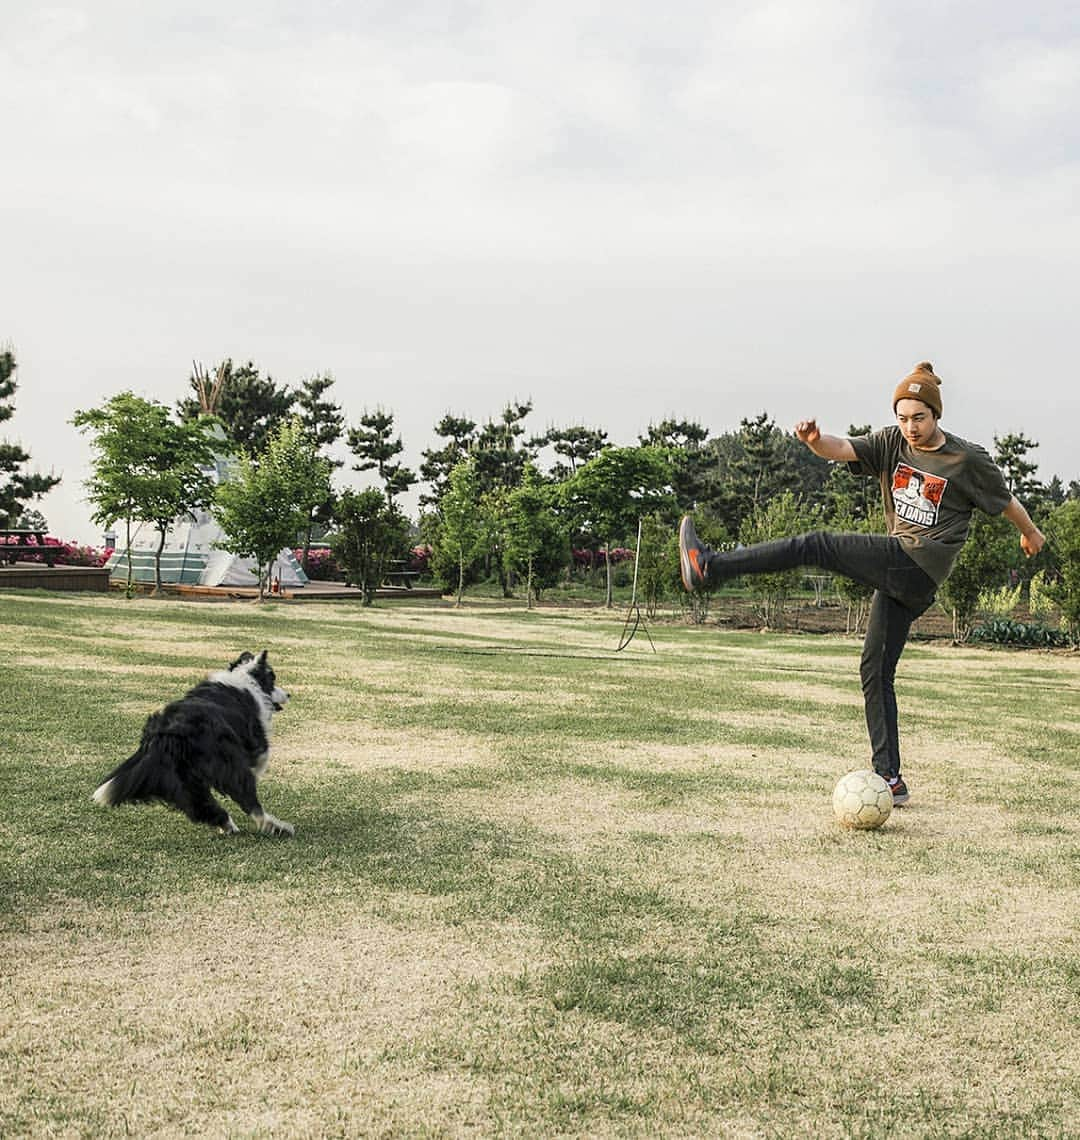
[832, 769, 893, 830]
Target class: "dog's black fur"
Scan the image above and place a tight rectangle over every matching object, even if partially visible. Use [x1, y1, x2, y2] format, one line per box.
[92, 650, 294, 836]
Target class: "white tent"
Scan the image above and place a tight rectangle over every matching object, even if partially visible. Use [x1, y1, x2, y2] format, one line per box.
[105, 506, 309, 589]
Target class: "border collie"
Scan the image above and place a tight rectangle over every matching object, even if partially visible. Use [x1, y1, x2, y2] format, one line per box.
[92, 651, 294, 836]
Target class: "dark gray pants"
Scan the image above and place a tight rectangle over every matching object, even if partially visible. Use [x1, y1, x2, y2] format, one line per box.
[703, 532, 936, 779]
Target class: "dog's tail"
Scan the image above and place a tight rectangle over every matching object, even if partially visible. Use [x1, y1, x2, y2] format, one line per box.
[92, 713, 186, 807]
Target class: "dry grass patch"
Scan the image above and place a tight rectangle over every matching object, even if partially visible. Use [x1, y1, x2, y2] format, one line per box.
[1, 891, 545, 1137]
[287, 724, 498, 775]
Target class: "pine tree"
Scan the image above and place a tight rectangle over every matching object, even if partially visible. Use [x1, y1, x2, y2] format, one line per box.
[0, 348, 61, 526]
[347, 408, 416, 502]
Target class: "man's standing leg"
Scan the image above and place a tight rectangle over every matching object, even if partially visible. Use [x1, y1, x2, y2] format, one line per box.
[860, 589, 916, 803]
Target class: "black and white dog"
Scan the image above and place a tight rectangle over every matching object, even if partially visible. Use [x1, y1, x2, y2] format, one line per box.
[92, 650, 295, 836]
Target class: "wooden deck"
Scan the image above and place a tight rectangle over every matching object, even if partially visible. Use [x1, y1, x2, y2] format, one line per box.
[0, 562, 442, 601]
[0, 564, 111, 592]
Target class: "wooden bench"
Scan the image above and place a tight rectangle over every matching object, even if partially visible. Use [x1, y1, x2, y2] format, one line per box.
[0, 529, 58, 567]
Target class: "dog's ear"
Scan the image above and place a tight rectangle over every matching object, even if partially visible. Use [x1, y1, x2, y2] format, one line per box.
[257, 650, 269, 665]
[229, 651, 255, 671]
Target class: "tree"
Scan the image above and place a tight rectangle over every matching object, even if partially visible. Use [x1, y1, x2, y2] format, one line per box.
[739, 491, 819, 628]
[347, 408, 416, 502]
[533, 424, 609, 482]
[15, 507, 48, 532]
[503, 463, 567, 607]
[703, 414, 827, 536]
[639, 419, 711, 512]
[0, 348, 61, 527]
[1042, 500, 1080, 643]
[563, 446, 673, 607]
[821, 425, 878, 524]
[179, 359, 295, 455]
[936, 512, 1016, 641]
[73, 392, 218, 593]
[331, 488, 410, 606]
[294, 371, 345, 570]
[636, 510, 685, 619]
[213, 418, 332, 601]
[433, 457, 485, 606]
[419, 414, 477, 508]
[472, 401, 535, 495]
[993, 432, 1042, 505]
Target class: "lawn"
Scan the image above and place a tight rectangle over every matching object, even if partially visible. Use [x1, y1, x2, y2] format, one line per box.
[1, 590, 1077, 1138]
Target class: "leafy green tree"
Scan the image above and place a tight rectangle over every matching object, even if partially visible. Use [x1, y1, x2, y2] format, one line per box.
[827, 504, 887, 634]
[331, 488, 410, 606]
[179, 359, 295, 455]
[936, 512, 1016, 641]
[738, 491, 819, 628]
[703, 415, 828, 535]
[347, 408, 416, 502]
[1, 348, 61, 527]
[294, 371, 345, 571]
[503, 463, 567, 607]
[1043, 500, 1080, 643]
[433, 457, 486, 606]
[213, 418, 332, 601]
[639, 419, 711, 512]
[563, 446, 673, 607]
[73, 392, 218, 593]
[636, 510, 693, 619]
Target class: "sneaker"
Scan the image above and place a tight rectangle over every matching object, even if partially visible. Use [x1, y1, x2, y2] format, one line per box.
[888, 776, 910, 806]
[679, 515, 710, 592]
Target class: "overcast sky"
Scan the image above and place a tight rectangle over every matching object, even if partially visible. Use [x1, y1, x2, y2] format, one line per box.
[3, 1, 1078, 544]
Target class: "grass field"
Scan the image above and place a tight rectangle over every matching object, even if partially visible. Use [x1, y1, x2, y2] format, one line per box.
[1, 590, 1078, 1138]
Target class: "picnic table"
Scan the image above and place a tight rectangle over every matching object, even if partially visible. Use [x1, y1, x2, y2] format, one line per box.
[383, 559, 420, 588]
[0, 529, 58, 567]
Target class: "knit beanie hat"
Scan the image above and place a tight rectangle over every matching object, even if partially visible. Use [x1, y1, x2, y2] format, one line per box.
[893, 361, 943, 417]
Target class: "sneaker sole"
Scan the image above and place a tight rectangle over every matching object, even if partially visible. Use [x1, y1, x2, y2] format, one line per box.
[891, 791, 910, 806]
[679, 517, 702, 592]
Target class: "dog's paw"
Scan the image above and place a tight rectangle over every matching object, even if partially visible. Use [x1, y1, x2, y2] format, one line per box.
[220, 816, 240, 835]
[256, 813, 295, 838]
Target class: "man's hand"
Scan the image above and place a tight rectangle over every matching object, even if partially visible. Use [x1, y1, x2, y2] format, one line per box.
[1020, 529, 1045, 558]
[794, 419, 821, 445]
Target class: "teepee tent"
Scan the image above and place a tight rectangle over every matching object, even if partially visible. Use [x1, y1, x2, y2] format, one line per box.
[105, 363, 308, 590]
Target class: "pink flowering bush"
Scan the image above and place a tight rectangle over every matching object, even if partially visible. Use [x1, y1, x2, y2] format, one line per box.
[408, 544, 432, 574]
[572, 547, 636, 569]
[293, 547, 343, 581]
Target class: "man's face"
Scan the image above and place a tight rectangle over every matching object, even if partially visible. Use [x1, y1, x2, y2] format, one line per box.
[895, 399, 937, 448]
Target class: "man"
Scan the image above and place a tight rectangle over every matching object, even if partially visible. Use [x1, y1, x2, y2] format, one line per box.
[678, 361, 1045, 804]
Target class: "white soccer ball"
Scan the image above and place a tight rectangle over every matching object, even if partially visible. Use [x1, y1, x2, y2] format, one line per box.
[832, 769, 893, 830]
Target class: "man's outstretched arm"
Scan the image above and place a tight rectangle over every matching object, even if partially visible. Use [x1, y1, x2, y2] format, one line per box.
[1002, 496, 1046, 557]
[794, 419, 859, 463]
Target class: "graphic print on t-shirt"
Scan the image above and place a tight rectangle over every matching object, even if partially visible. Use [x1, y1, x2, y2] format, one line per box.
[892, 463, 947, 528]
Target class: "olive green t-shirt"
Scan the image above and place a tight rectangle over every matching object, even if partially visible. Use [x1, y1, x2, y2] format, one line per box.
[848, 427, 1012, 585]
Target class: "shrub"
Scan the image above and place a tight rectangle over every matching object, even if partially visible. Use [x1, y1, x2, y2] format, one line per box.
[967, 620, 1071, 649]
[976, 581, 1022, 622]
[1028, 570, 1057, 624]
[294, 547, 341, 581]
